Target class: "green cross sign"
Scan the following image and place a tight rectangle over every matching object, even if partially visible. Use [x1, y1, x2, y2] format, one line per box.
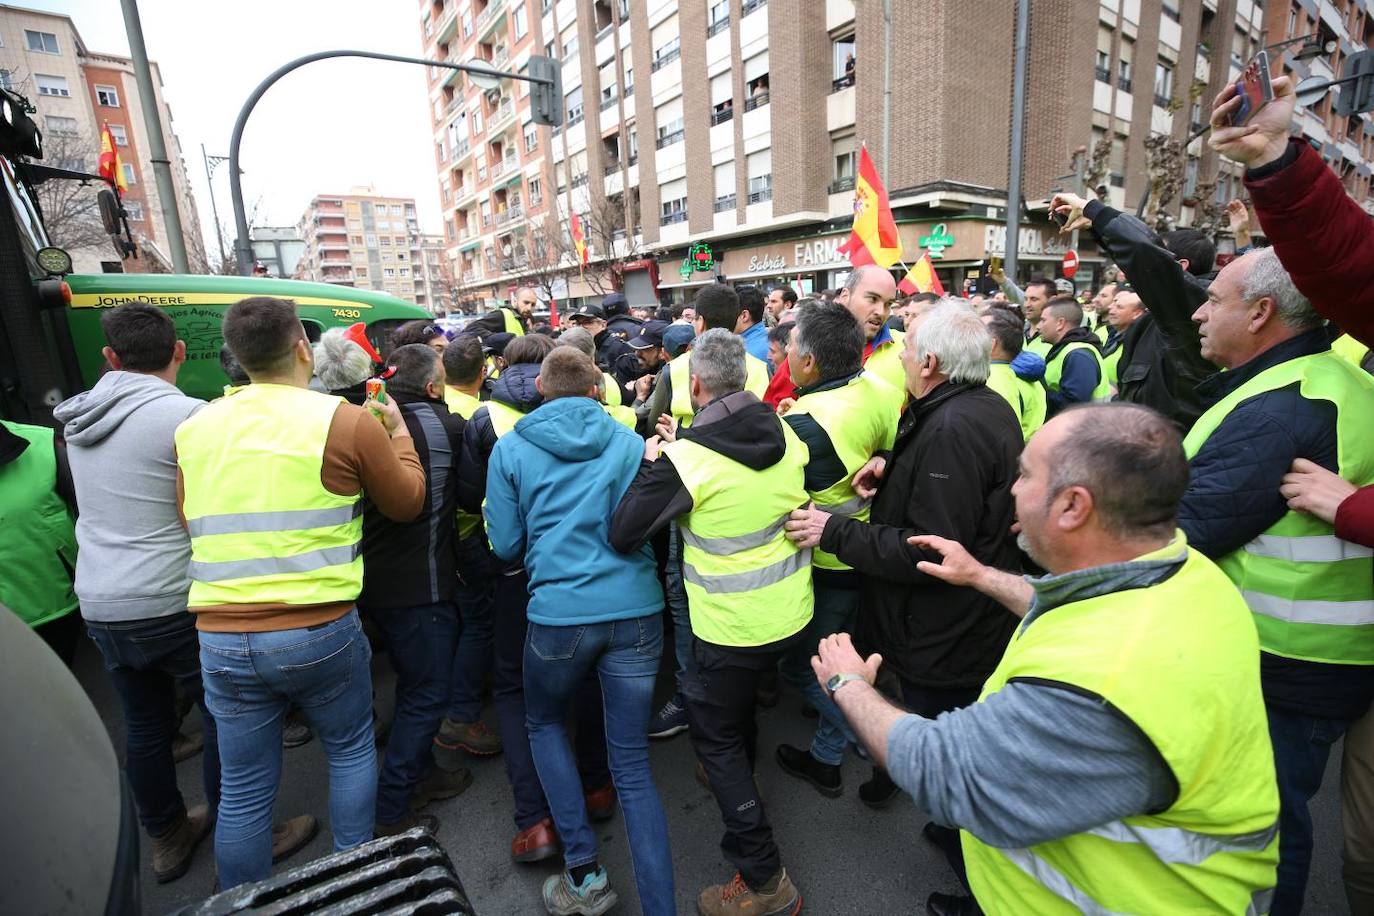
[919, 223, 956, 259]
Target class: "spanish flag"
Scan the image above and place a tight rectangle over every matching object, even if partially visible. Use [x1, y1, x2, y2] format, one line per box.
[837, 145, 901, 269]
[898, 252, 945, 296]
[570, 213, 587, 276]
[97, 122, 126, 192]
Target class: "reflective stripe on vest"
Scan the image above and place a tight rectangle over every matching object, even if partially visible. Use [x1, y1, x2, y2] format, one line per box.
[963, 542, 1279, 914]
[176, 384, 363, 607]
[663, 420, 813, 647]
[1182, 352, 1374, 665]
[1043, 340, 1110, 401]
[669, 349, 770, 429]
[784, 372, 899, 570]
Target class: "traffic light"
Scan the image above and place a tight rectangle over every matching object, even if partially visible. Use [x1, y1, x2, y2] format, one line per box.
[528, 55, 563, 127]
[1336, 50, 1374, 116]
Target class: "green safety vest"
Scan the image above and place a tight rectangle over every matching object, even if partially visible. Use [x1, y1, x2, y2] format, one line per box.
[599, 371, 636, 428]
[668, 350, 770, 429]
[964, 539, 1279, 915]
[1103, 344, 1123, 388]
[0, 422, 78, 627]
[1182, 352, 1374, 665]
[176, 384, 363, 608]
[662, 419, 813, 646]
[784, 373, 900, 570]
[500, 307, 526, 337]
[1024, 335, 1052, 358]
[985, 362, 1046, 442]
[1094, 323, 1110, 345]
[486, 399, 527, 438]
[444, 387, 485, 539]
[1043, 341, 1110, 402]
[1332, 333, 1370, 370]
[863, 329, 907, 399]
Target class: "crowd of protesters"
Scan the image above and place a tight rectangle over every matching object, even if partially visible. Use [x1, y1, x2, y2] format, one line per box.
[6, 72, 1374, 916]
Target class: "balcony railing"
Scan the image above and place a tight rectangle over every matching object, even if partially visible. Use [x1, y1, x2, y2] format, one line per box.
[1117, 76, 1133, 92]
[828, 176, 855, 194]
[604, 160, 623, 175]
[707, 17, 729, 37]
[742, 0, 766, 13]
[482, 214, 494, 227]
[711, 107, 733, 125]
[656, 129, 684, 149]
[474, 0, 505, 37]
[652, 47, 680, 72]
[1094, 66, 1110, 82]
[508, 203, 523, 220]
[831, 74, 855, 92]
[571, 173, 588, 189]
[1154, 93, 1172, 108]
[748, 184, 772, 204]
[661, 209, 688, 224]
[714, 194, 737, 212]
[601, 93, 618, 111]
[744, 91, 770, 111]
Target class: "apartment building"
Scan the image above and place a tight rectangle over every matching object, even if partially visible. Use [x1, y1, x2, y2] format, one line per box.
[295, 189, 440, 308]
[0, 5, 207, 273]
[422, 0, 1374, 306]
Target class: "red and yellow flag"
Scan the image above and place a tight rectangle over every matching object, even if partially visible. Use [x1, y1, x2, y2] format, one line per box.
[838, 145, 901, 269]
[97, 122, 126, 192]
[570, 214, 587, 275]
[898, 253, 945, 296]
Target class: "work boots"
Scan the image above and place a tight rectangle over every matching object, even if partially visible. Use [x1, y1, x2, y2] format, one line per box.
[150, 803, 212, 884]
[697, 869, 801, 916]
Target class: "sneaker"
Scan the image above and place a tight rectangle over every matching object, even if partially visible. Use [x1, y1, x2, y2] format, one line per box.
[171, 730, 203, 764]
[697, 869, 801, 916]
[858, 765, 902, 810]
[774, 743, 841, 798]
[648, 696, 689, 738]
[271, 814, 318, 863]
[584, 782, 617, 823]
[542, 868, 618, 916]
[282, 719, 313, 749]
[375, 811, 439, 837]
[512, 817, 560, 863]
[435, 718, 503, 756]
[409, 765, 475, 811]
[150, 803, 212, 884]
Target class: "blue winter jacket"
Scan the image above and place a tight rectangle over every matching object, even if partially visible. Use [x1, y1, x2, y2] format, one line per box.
[484, 396, 663, 626]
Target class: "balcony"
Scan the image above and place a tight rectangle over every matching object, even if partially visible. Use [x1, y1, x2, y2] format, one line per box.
[1117, 76, 1133, 93]
[708, 16, 729, 37]
[714, 194, 737, 212]
[507, 203, 523, 220]
[453, 138, 472, 161]
[571, 173, 588, 189]
[748, 183, 772, 204]
[323, 276, 355, 285]
[831, 74, 855, 92]
[652, 47, 680, 72]
[742, 0, 766, 13]
[604, 160, 623, 175]
[601, 93, 619, 111]
[491, 154, 517, 178]
[482, 214, 494, 228]
[711, 107, 733, 125]
[1094, 66, 1110, 83]
[474, 0, 506, 40]
[828, 176, 855, 194]
[661, 209, 688, 225]
[462, 270, 479, 283]
[490, 99, 515, 131]
[1154, 93, 1172, 109]
[656, 128, 684, 149]
[744, 91, 770, 112]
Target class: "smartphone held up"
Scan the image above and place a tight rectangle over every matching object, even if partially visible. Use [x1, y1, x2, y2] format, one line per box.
[1227, 51, 1275, 128]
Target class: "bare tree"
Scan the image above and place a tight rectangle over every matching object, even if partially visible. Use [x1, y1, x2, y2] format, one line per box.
[32, 129, 110, 252]
[1143, 134, 1186, 232]
[578, 189, 646, 295]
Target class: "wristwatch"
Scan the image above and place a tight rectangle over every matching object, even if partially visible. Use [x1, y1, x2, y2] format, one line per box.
[826, 673, 866, 697]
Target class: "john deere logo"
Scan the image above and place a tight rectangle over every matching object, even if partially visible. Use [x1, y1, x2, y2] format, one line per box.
[920, 223, 956, 259]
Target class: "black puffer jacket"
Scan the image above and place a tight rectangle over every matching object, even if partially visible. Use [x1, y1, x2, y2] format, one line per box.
[457, 362, 542, 516]
[819, 382, 1022, 688]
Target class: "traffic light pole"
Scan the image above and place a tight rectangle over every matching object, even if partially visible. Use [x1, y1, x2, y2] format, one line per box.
[229, 50, 557, 275]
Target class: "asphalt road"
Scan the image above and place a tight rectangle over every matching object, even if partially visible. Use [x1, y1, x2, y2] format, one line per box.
[74, 639, 1349, 915]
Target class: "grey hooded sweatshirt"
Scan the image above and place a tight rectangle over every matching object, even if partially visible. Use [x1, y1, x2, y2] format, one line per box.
[53, 372, 203, 622]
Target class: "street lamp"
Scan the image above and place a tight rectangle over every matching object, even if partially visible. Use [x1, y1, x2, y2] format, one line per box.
[228, 50, 562, 275]
[1264, 33, 1338, 62]
[200, 144, 231, 270]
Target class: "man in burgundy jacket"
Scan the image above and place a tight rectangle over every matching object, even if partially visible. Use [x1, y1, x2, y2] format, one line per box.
[1213, 72, 1374, 913]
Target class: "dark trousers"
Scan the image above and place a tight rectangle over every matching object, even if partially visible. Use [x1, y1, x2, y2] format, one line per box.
[1268, 705, 1353, 915]
[447, 535, 495, 723]
[36, 611, 83, 667]
[367, 601, 460, 824]
[901, 677, 982, 893]
[86, 612, 220, 837]
[683, 635, 792, 889]
[491, 570, 609, 830]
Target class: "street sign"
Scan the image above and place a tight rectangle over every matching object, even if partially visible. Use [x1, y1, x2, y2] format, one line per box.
[919, 223, 956, 259]
[688, 242, 716, 271]
[1062, 249, 1079, 279]
[679, 260, 692, 280]
[528, 56, 563, 126]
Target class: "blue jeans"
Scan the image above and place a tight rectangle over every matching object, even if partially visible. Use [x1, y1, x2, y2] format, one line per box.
[1268, 706, 1353, 915]
[524, 616, 674, 916]
[779, 583, 861, 765]
[86, 612, 220, 836]
[199, 608, 377, 889]
[368, 601, 459, 823]
[665, 521, 691, 694]
[447, 535, 495, 723]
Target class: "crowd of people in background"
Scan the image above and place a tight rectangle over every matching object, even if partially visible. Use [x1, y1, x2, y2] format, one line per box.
[6, 72, 1374, 916]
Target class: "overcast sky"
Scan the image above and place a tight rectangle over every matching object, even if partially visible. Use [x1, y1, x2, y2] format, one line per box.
[41, 0, 441, 261]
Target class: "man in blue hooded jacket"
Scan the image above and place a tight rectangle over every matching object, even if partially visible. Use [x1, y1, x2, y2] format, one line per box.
[485, 346, 674, 916]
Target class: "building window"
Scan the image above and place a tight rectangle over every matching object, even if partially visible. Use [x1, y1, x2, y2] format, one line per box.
[462, 12, 473, 36]
[708, 1, 729, 36]
[390, 204, 403, 216]
[564, 33, 579, 59]
[380, 236, 392, 246]
[656, 117, 684, 148]
[384, 268, 395, 278]
[124, 200, 143, 221]
[0, 70, 11, 90]
[1117, 57, 1133, 93]
[95, 84, 120, 107]
[25, 30, 60, 54]
[1095, 49, 1110, 82]
[43, 115, 78, 136]
[35, 73, 70, 97]
[566, 86, 584, 126]
[653, 37, 680, 71]
[365, 233, 378, 247]
[122, 163, 136, 185]
[529, 176, 542, 204]
[1154, 61, 1173, 107]
[514, 4, 528, 39]
[1161, 1, 1180, 23]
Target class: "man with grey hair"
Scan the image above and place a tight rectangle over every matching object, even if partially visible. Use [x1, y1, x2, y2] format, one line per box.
[1180, 243, 1374, 912]
[313, 327, 376, 404]
[786, 301, 1022, 821]
[611, 327, 812, 916]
